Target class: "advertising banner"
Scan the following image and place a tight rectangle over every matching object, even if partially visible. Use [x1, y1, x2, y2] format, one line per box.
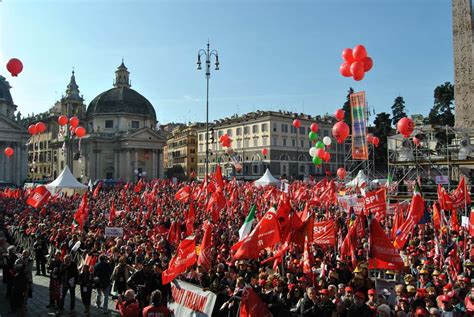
[169, 279, 217, 317]
[313, 220, 336, 246]
[350, 91, 368, 160]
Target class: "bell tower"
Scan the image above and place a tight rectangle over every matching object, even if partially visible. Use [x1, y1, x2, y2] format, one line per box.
[60, 69, 85, 119]
[114, 59, 131, 88]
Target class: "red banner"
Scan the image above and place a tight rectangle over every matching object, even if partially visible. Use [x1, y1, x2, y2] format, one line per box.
[162, 237, 197, 284]
[313, 220, 336, 246]
[364, 188, 387, 219]
[370, 218, 404, 270]
[450, 177, 471, 210]
[26, 186, 51, 209]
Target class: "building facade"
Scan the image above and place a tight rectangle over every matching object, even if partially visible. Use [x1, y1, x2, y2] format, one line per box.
[166, 123, 204, 180]
[0, 75, 29, 185]
[196, 110, 345, 180]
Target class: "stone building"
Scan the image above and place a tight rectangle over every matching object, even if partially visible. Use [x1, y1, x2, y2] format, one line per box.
[166, 123, 204, 180]
[196, 110, 344, 180]
[80, 61, 166, 181]
[0, 75, 29, 185]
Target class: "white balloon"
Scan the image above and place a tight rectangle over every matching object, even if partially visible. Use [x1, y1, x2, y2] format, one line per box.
[309, 147, 317, 157]
[323, 136, 332, 146]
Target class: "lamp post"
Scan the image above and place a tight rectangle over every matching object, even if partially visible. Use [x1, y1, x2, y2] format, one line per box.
[197, 41, 219, 179]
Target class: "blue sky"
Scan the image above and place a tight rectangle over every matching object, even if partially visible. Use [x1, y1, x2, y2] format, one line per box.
[0, 0, 453, 125]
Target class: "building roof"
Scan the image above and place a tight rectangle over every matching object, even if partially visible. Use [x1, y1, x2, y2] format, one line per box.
[86, 86, 156, 120]
[0, 76, 13, 105]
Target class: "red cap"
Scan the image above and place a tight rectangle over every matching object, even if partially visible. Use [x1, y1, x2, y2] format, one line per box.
[368, 289, 376, 295]
[319, 289, 329, 295]
[399, 297, 409, 303]
[416, 288, 427, 297]
[439, 295, 452, 302]
[345, 286, 353, 292]
[443, 283, 453, 291]
[415, 307, 429, 316]
[354, 292, 365, 299]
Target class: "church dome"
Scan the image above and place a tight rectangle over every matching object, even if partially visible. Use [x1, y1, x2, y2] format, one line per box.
[86, 86, 156, 120]
[86, 61, 156, 120]
[0, 76, 13, 105]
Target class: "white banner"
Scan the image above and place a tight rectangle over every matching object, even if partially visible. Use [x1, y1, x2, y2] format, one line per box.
[462, 216, 469, 228]
[105, 227, 123, 237]
[168, 279, 216, 317]
[338, 194, 364, 214]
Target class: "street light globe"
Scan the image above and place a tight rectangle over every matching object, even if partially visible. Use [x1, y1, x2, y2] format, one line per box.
[134, 169, 138, 174]
[142, 171, 147, 176]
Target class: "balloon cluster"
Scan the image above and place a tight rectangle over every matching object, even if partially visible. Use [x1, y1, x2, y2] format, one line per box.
[219, 134, 232, 147]
[396, 117, 415, 138]
[4, 147, 14, 157]
[28, 122, 47, 135]
[366, 133, 380, 147]
[301, 119, 333, 167]
[339, 45, 373, 81]
[57, 115, 87, 138]
[331, 109, 350, 144]
[6, 58, 23, 77]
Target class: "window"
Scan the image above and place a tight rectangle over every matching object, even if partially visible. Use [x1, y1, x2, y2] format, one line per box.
[236, 140, 242, 148]
[301, 140, 304, 147]
[261, 123, 268, 132]
[283, 139, 287, 146]
[292, 139, 296, 147]
[323, 129, 329, 137]
[282, 124, 288, 133]
[253, 138, 258, 147]
[244, 139, 250, 148]
[252, 125, 259, 133]
[190, 149, 195, 154]
[262, 137, 268, 146]
[227, 129, 233, 137]
[131, 121, 139, 129]
[253, 164, 259, 175]
[299, 127, 305, 134]
[218, 130, 224, 137]
[199, 134, 204, 141]
[300, 164, 305, 173]
[105, 120, 114, 128]
[236, 128, 242, 136]
[290, 126, 297, 134]
[191, 158, 194, 163]
[273, 123, 277, 132]
[244, 126, 250, 134]
[272, 137, 278, 146]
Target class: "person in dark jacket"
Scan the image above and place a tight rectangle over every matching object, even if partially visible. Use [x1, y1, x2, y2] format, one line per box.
[94, 254, 113, 312]
[347, 292, 373, 317]
[10, 259, 29, 315]
[318, 288, 337, 317]
[58, 254, 79, 313]
[47, 251, 62, 309]
[33, 234, 48, 276]
[299, 287, 322, 317]
[4, 245, 17, 299]
[78, 264, 94, 316]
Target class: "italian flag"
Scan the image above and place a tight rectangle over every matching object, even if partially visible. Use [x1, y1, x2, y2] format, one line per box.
[238, 205, 256, 241]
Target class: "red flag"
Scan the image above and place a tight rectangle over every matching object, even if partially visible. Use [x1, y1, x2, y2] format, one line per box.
[134, 179, 144, 193]
[109, 200, 116, 223]
[364, 188, 387, 219]
[393, 217, 415, 249]
[26, 186, 51, 209]
[449, 177, 471, 210]
[175, 185, 191, 203]
[302, 237, 313, 274]
[370, 218, 404, 270]
[407, 183, 425, 224]
[162, 237, 197, 284]
[391, 206, 405, 240]
[432, 202, 441, 231]
[438, 184, 453, 210]
[206, 188, 226, 222]
[186, 203, 195, 236]
[368, 258, 401, 270]
[197, 221, 213, 270]
[451, 210, 459, 232]
[215, 165, 224, 190]
[240, 287, 272, 317]
[469, 209, 474, 236]
[340, 224, 358, 267]
[313, 219, 336, 246]
[93, 181, 102, 199]
[72, 193, 88, 231]
[232, 208, 280, 260]
[167, 221, 181, 246]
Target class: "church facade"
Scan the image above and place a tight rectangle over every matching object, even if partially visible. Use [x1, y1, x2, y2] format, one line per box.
[0, 75, 29, 185]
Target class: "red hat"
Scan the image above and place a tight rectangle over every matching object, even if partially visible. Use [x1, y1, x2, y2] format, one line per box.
[319, 289, 329, 295]
[416, 288, 427, 298]
[399, 297, 409, 303]
[439, 295, 452, 302]
[368, 289, 376, 295]
[345, 286, 353, 292]
[354, 292, 365, 300]
[415, 307, 429, 316]
[443, 283, 453, 291]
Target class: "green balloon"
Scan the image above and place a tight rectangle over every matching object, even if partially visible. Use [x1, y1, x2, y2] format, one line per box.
[312, 156, 322, 165]
[308, 131, 318, 141]
[315, 141, 325, 149]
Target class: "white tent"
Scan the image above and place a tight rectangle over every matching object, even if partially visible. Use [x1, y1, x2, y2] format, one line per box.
[254, 169, 281, 187]
[45, 166, 88, 194]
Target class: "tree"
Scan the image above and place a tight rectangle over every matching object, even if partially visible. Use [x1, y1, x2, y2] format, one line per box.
[372, 112, 392, 172]
[391, 96, 407, 126]
[428, 82, 455, 127]
[342, 87, 354, 131]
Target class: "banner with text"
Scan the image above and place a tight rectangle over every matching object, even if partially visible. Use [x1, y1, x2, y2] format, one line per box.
[168, 279, 217, 317]
[105, 227, 123, 237]
[350, 91, 368, 160]
[313, 220, 336, 246]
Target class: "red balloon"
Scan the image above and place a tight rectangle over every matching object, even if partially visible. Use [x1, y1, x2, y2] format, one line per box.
[352, 45, 367, 62]
[261, 148, 268, 156]
[339, 62, 352, 77]
[372, 136, 380, 147]
[324, 152, 331, 162]
[363, 57, 373, 72]
[310, 123, 319, 133]
[413, 137, 421, 147]
[316, 148, 325, 158]
[35, 122, 46, 134]
[293, 119, 301, 129]
[4, 147, 14, 157]
[353, 71, 365, 81]
[6, 58, 23, 77]
[75, 126, 87, 138]
[350, 61, 365, 78]
[332, 121, 350, 144]
[69, 116, 79, 128]
[366, 133, 374, 144]
[337, 167, 346, 180]
[28, 124, 37, 135]
[342, 48, 354, 63]
[334, 109, 345, 121]
[397, 117, 415, 138]
[58, 115, 68, 126]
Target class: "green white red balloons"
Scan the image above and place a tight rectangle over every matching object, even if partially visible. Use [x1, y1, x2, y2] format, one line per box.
[75, 126, 87, 138]
[58, 115, 68, 126]
[323, 136, 332, 146]
[35, 122, 46, 133]
[293, 119, 301, 129]
[69, 116, 79, 128]
[310, 123, 319, 133]
[339, 45, 373, 81]
[261, 148, 268, 155]
[335, 109, 345, 121]
[28, 125, 37, 135]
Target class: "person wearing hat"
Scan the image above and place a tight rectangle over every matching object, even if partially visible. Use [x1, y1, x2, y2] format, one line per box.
[347, 291, 372, 317]
[438, 294, 454, 314]
[398, 297, 410, 315]
[318, 288, 336, 317]
[418, 268, 433, 288]
[414, 307, 430, 316]
[366, 289, 377, 311]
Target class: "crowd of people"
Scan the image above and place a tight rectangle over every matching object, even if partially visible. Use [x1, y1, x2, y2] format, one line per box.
[0, 175, 473, 317]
